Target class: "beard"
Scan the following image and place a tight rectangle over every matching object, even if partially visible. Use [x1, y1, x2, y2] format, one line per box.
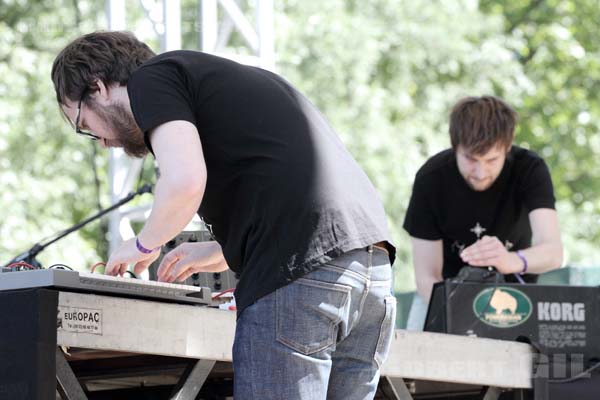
[91, 102, 149, 158]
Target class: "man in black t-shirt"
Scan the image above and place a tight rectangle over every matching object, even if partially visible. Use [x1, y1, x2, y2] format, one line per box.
[52, 31, 396, 399]
[403, 95, 563, 329]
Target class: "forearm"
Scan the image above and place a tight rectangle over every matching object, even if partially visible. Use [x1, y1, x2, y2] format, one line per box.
[415, 272, 443, 304]
[137, 177, 204, 250]
[204, 256, 230, 272]
[136, 120, 206, 251]
[411, 237, 444, 304]
[520, 208, 563, 274]
[512, 241, 563, 275]
[461, 229, 563, 275]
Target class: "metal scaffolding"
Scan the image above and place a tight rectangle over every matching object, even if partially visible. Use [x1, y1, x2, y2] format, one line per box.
[105, 0, 274, 253]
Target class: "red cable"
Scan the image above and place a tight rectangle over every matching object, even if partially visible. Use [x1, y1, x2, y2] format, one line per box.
[6, 262, 36, 270]
[212, 288, 235, 299]
[90, 262, 107, 273]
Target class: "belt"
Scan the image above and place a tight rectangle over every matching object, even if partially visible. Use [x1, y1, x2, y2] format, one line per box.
[371, 241, 389, 255]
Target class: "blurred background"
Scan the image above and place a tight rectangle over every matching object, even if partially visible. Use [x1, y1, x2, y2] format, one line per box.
[1, 0, 599, 327]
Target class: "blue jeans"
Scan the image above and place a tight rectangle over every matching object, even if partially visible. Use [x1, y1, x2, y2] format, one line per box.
[233, 246, 396, 399]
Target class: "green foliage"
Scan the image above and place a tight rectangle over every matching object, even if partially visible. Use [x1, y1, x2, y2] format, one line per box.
[0, 1, 109, 268]
[275, 0, 531, 292]
[480, 0, 600, 267]
[1, 0, 599, 286]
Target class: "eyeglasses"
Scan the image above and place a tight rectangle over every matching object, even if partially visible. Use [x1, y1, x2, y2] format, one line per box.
[75, 90, 101, 141]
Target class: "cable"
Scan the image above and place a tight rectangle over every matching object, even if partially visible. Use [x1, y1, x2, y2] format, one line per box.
[123, 271, 139, 279]
[90, 141, 103, 212]
[212, 288, 235, 299]
[2, 184, 153, 269]
[549, 360, 600, 384]
[49, 264, 73, 270]
[6, 262, 37, 270]
[425, 267, 500, 330]
[513, 273, 526, 284]
[90, 262, 106, 273]
[89, 262, 140, 278]
[89, 141, 105, 258]
[200, 217, 217, 241]
[136, 156, 151, 192]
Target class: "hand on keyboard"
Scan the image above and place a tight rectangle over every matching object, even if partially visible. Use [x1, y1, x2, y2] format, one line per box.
[157, 241, 229, 283]
[106, 238, 161, 277]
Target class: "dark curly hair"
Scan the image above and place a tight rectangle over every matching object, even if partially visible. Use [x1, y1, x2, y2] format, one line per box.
[51, 31, 155, 105]
[449, 96, 517, 155]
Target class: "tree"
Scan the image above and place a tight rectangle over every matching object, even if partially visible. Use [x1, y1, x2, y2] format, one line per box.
[1, 0, 598, 289]
[480, 0, 600, 266]
[275, 0, 531, 291]
[0, 1, 112, 268]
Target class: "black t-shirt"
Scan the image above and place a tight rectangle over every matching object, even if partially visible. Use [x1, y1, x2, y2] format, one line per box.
[403, 146, 555, 282]
[127, 50, 395, 313]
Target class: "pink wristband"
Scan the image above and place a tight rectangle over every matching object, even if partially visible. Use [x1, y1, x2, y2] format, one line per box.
[516, 250, 528, 275]
[135, 237, 160, 254]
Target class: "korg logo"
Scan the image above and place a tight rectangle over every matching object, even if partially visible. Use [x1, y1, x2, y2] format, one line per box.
[538, 302, 585, 322]
[473, 287, 532, 328]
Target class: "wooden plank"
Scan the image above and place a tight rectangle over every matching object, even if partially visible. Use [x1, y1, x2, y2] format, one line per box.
[57, 292, 235, 361]
[381, 330, 534, 388]
[57, 292, 535, 389]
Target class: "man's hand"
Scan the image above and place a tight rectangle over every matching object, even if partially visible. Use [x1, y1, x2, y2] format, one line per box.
[157, 241, 228, 283]
[105, 238, 161, 276]
[460, 235, 522, 274]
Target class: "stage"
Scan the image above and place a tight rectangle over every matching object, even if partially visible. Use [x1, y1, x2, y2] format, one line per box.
[0, 288, 548, 399]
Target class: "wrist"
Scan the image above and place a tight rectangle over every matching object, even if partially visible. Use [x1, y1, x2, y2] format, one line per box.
[135, 236, 161, 254]
[515, 250, 528, 275]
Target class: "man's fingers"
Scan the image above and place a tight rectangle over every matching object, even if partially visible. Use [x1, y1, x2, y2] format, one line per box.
[104, 263, 114, 275]
[468, 259, 493, 267]
[118, 263, 129, 276]
[134, 259, 151, 275]
[461, 246, 501, 263]
[106, 262, 127, 276]
[157, 252, 180, 281]
[465, 257, 487, 266]
[133, 261, 146, 275]
[476, 238, 501, 248]
[462, 241, 502, 258]
[465, 256, 489, 265]
[174, 268, 195, 282]
[466, 255, 501, 267]
[479, 240, 504, 252]
[134, 252, 160, 275]
[170, 258, 215, 282]
[105, 261, 120, 276]
[469, 247, 501, 259]
[168, 258, 194, 282]
[173, 261, 227, 282]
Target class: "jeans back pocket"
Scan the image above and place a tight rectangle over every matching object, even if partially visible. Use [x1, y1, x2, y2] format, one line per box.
[276, 277, 352, 355]
[374, 295, 397, 367]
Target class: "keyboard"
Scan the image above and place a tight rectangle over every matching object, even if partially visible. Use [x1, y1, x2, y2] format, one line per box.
[0, 268, 212, 305]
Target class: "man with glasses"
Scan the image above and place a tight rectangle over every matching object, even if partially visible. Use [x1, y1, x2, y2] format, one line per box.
[52, 31, 396, 399]
[72, 86, 148, 157]
[74, 92, 101, 140]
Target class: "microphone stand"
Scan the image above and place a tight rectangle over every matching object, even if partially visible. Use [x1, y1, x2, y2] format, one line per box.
[2, 184, 153, 269]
